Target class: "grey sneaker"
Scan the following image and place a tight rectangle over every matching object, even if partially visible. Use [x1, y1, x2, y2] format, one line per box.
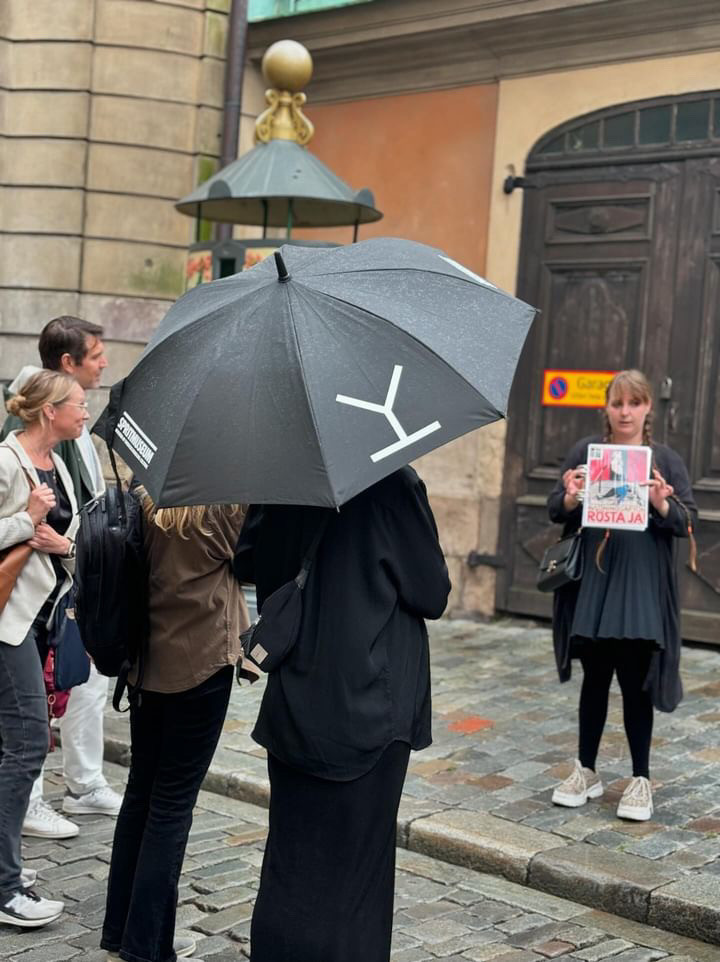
[106, 936, 197, 961]
[552, 759, 603, 807]
[63, 785, 122, 817]
[617, 776, 653, 821]
[0, 890, 64, 928]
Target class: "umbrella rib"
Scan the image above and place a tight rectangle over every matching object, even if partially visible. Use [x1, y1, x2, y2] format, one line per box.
[284, 286, 338, 504]
[309, 287, 510, 418]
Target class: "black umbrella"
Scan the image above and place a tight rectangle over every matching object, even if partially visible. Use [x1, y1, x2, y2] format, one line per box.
[100, 238, 535, 508]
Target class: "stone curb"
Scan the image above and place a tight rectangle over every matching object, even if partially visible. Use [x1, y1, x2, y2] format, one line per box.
[102, 735, 720, 947]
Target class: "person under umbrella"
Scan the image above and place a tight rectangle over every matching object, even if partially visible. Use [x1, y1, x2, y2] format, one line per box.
[97, 237, 536, 961]
[234, 466, 449, 962]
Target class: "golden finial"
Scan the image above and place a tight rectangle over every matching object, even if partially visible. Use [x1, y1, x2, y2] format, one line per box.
[255, 40, 315, 146]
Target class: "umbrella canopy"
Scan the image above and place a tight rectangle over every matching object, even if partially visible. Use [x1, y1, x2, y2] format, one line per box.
[100, 238, 536, 508]
[175, 140, 382, 228]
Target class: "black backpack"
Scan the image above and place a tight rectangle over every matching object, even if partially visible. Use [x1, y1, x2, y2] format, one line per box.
[75, 461, 148, 711]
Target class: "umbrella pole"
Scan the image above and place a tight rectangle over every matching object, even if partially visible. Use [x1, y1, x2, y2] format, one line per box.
[262, 199, 268, 239]
[286, 199, 293, 240]
[353, 218, 359, 243]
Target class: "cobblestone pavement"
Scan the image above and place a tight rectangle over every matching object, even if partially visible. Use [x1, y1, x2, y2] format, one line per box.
[3, 758, 717, 962]
[106, 619, 720, 891]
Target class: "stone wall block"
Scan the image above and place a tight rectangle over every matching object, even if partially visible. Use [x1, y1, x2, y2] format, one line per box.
[5, 41, 92, 90]
[459, 564, 495, 616]
[2, 139, 87, 187]
[0, 235, 81, 290]
[87, 144, 195, 201]
[90, 97, 197, 153]
[414, 433, 479, 499]
[85, 193, 193, 247]
[0, 187, 84, 234]
[429, 495, 480, 558]
[93, 47, 200, 104]
[79, 294, 170, 344]
[101, 341, 147, 382]
[0, 290, 79, 334]
[196, 106, 223, 156]
[2, 90, 89, 138]
[1, 0, 93, 41]
[206, 0, 230, 12]
[0, 335, 44, 382]
[204, 11, 228, 59]
[82, 240, 186, 299]
[475, 420, 506, 497]
[444, 557, 464, 614]
[198, 56, 225, 108]
[475, 495, 501, 554]
[95, 0, 204, 56]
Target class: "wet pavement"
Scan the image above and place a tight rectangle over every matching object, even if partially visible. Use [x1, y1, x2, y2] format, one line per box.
[89, 616, 720, 946]
[3, 757, 717, 962]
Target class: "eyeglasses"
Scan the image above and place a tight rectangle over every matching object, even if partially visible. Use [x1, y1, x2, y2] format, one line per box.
[57, 402, 89, 410]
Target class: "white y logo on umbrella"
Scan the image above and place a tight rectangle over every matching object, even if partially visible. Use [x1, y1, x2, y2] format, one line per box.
[336, 365, 441, 462]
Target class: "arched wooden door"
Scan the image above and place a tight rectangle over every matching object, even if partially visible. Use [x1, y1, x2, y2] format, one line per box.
[497, 93, 720, 643]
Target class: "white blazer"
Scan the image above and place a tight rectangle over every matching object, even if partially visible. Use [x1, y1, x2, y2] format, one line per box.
[0, 432, 79, 646]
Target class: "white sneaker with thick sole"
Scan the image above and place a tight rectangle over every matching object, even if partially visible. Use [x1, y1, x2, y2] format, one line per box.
[0, 890, 64, 928]
[552, 758, 604, 808]
[20, 867, 37, 889]
[617, 776, 653, 821]
[63, 785, 122, 817]
[22, 800, 79, 839]
[106, 936, 197, 961]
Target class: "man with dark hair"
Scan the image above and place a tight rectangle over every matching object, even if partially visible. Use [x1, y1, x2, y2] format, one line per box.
[38, 316, 105, 376]
[2, 316, 121, 841]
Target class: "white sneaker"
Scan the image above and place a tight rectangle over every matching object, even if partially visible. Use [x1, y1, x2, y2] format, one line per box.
[552, 759, 604, 808]
[20, 867, 37, 889]
[0, 890, 64, 928]
[63, 785, 122, 817]
[617, 776, 653, 821]
[106, 936, 197, 961]
[22, 800, 79, 839]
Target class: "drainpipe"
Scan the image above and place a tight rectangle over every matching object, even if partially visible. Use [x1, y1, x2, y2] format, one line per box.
[216, 0, 249, 242]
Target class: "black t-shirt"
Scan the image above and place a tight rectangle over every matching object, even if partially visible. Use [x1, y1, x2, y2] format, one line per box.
[36, 466, 72, 591]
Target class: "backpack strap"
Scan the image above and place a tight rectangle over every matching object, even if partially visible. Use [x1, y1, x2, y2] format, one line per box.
[294, 512, 331, 590]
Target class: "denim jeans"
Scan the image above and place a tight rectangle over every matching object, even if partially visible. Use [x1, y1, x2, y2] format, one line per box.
[101, 666, 233, 962]
[0, 620, 50, 901]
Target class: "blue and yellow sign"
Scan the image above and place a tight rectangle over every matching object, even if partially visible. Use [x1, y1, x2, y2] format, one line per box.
[542, 370, 616, 408]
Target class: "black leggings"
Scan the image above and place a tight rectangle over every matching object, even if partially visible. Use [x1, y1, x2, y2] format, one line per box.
[578, 640, 654, 779]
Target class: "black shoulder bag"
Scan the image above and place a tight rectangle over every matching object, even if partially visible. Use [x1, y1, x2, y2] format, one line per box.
[238, 513, 331, 676]
[537, 529, 584, 593]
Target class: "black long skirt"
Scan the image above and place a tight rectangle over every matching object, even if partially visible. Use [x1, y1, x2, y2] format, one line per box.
[250, 740, 411, 962]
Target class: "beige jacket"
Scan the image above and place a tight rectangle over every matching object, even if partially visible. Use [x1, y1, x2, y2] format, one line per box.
[0, 432, 79, 646]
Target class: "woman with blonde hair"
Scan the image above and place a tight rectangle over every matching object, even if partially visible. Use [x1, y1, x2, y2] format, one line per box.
[548, 370, 697, 822]
[100, 491, 248, 962]
[0, 370, 87, 927]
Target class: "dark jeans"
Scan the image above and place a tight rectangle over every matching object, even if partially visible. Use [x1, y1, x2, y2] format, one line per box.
[0, 620, 50, 901]
[101, 666, 233, 962]
[578, 639, 655, 778]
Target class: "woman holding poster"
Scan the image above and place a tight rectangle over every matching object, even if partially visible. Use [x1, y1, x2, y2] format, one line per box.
[547, 370, 697, 821]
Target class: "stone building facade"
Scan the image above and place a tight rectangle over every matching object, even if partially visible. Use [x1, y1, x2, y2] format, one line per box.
[2, 0, 718, 632]
[1, 0, 262, 395]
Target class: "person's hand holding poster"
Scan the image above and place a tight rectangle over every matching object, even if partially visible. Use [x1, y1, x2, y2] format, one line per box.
[582, 443, 652, 531]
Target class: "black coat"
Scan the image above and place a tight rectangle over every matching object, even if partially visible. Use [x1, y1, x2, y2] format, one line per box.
[547, 437, 697, 713]
[234, 467, 451, 780]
